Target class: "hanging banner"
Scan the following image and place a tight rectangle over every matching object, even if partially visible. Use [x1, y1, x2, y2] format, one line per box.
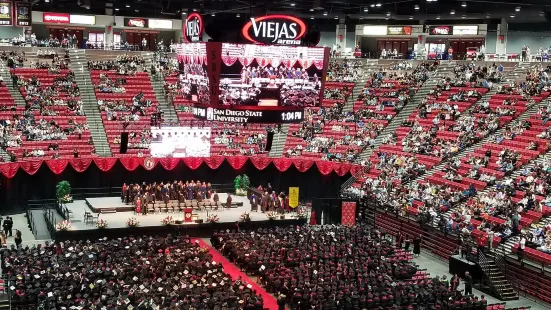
[205, 42, 222, 105]
[15, 2, 31, 27]
[341, 201, 356, 226]
[289, 187, 299, 208]
[0, 1, 13, 26]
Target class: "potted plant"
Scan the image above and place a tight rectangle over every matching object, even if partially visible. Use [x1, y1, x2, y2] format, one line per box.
[96, 219, 108, 229]
[56, 220, 72, 231]
[240, 212, 251, 223]
[266, 211, 278, 220]
[126, 217, 139, 227]
[240, 174, 250, 191]
[206, 213, 220, 224]
[293, 207, 308, 220]
[161, 216, 174, 226]
[56, 181, 73, 203]
[234, 175, 242, 193]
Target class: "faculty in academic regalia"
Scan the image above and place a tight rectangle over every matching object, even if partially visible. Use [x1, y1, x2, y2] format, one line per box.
[250, 193, 258, 212]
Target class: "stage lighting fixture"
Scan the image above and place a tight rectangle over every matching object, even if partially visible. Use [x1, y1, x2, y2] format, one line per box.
[414, 5, 419, 10]
[515, 6, 520, 11]
[461, 2, 466, 7]
[450, 10, 455, 15]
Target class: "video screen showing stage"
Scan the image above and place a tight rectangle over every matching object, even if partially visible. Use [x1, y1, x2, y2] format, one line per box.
[219, 44, 327, 109]
[149, 127, 211, 158]
[175, 43, 209, 104]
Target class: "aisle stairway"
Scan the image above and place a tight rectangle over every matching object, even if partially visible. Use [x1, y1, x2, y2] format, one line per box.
[0, 65, 25, 106]
[359, 75, 439, 161]
[268, 124, 290, 157]
[149, 73, 179, 124]
[69, 49, 112, 156]
[479, 250, 519, 301]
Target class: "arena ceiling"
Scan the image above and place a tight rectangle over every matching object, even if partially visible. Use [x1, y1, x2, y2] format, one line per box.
[33, 0, 551, 23]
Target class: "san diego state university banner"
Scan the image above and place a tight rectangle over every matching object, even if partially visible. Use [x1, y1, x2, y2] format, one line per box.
[0, 1, 13, 26]
[341, 201, 357, 226]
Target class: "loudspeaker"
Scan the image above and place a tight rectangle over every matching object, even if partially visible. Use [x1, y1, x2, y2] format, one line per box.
[120, 132, 129, 154]
[265, 131, 274, 152]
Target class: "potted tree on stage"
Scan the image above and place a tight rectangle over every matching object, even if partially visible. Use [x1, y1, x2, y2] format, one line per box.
[56, 181, 73, 204]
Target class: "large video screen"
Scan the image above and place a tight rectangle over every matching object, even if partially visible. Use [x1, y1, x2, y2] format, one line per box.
[175, 43, 209, 104]
[219, 44, 326, 109]
[149, 127, 211, 158]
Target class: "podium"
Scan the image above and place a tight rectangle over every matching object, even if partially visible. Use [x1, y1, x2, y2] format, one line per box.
[184, 208, 193, 222]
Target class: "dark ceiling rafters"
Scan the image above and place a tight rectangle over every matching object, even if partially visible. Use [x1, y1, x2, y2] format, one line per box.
[31, 0, 551, 22]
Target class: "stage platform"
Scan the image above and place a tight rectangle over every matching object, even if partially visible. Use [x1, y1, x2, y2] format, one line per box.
[55, 194, 304, 241]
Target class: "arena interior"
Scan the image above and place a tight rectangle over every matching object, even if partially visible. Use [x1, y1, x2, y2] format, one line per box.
[1, 0, 551, 309]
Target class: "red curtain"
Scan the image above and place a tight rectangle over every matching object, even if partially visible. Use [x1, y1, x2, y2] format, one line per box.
[293, 158, 314, 173]
[341, 201, 357, 226]
[94, 158, 118, 172]
[182, 157, 203, 170]
[203, 156, 224, 170]
[0, 163, 19, 178]
[46, 159, 68, 175]
[250, 157, 272, 171]
[273, 158, 293, 172]
[159, 158, 179, 171]
[120, 157, 141, 171]
[226, 156, 248, 170]
[316, 161, 334, 176]
[70, 158, 93, 173]
[20, 161, 42, 175]
[334, 163, 351, 177]
[0, 157, 356, 178]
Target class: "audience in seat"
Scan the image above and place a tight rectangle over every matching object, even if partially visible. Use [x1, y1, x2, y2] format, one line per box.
[90, 61, 158, 156]
[3, 67, 93, 160]
[326, 59, 364, 82]
[212, 225, 489, 310]
[2, 235, 265, 309]
[210, 123, 274, 156]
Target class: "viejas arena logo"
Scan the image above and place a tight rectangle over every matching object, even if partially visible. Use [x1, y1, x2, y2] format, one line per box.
[242, 14, 307, 45]
[127, 18, 146, 28]
[183, 13, 203, 42]
[430, 26, 452, 35]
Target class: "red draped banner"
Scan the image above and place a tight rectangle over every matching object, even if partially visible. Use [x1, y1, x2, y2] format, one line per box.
[0, 156, 359, 178]
[341, 201, 357, 226]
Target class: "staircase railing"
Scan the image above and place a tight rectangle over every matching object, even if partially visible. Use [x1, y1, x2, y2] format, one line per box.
[478, 250, 499, 297]
[494, 251, 518, 294]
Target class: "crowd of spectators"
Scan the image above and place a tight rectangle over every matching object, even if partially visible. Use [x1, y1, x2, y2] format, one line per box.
[2, 235, 266, 309]
[88, 54, 146, 75]
[213, 224, 489, 310]
[326, 59, 364, 82]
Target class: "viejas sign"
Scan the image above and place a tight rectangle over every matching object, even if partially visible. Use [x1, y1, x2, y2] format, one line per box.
[428, 26, 452, 35]
[242, 14, 306, 45]
[124, 18, 147, 28]
[183, 13, 203, 42]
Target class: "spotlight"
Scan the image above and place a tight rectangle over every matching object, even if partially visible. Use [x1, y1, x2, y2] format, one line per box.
[436, 15, 440, 19]
[135, 9, 139, 12]
[510, 14, 515, 18]
[236, 13, 240, 17]
[376, 3, 381, 7]
[364, 7, 368, 12]
[486, 13, 490, 18]
[409, 16, 413, 19]
[115, 8, 119, 11]
[211, 13, 215, 16]
[323, 11, 328, 15]
[386, 12, 391, 16]
[310, 8, 314, 11]
[310, 16, 314, 19]
[461, 2, 466, 7]
[450, 10, 455, 15]
[370, 4, 375, 7]
[461, 15, 466, 19]
[290, 3, 295, 6]
[414, 5, 419, 10]
[515, 6, 520, 12]
[125, 4, 130, 7]
[334, 16, 338, 19]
